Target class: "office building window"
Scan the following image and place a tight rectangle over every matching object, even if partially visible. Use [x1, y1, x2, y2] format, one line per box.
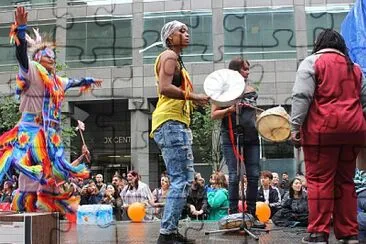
[224, 7, 296, 60]
[67, 0, 132, 5]
[66, 16, 132, 68]
[306, 4, 352, 54]
[0, 0, 56, 9]
[143, 11, 213, 64]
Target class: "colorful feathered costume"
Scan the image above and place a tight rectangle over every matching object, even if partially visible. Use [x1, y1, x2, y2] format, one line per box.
[0, 24, 96, 214]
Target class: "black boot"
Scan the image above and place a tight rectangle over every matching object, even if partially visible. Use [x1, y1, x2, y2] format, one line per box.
[157, 232, 195, 244]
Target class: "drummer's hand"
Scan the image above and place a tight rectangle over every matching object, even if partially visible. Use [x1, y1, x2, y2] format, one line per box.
[190, 93, 210, 106]
[226, 105, 236, 113]
[291, 131, 301, 148]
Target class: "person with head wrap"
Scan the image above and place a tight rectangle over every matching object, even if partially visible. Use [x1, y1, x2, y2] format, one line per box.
[147, 20, 209, 244]
[0, 6, 102, 214]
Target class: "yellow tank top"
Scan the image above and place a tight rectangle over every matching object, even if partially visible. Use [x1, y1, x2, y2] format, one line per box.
[150, 53, 193, 137]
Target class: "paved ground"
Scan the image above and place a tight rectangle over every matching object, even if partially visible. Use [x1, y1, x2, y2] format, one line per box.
[60, 220, 342, 244]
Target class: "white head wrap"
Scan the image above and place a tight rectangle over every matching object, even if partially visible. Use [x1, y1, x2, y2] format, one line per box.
[139, 20, 186, 53]
[160, 20, 186, 47]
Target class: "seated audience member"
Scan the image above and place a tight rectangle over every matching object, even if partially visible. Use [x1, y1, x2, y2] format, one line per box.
[95, 174, 107, 195]
[297, 174, 307, 192]
[280, 172, 290, 192]
[0, 181, 14, 203]
[152, 175, 170, 219]
[238, 175, 247, 201]
[257, 170, 281, 217]
[120, 170, 155, 220]
[186, 173, 208, 220]
[206, 172, 217, 194]
[111, 175, 124, 220]
[271, 172, 284, 200]
[80, 180, 103, 205]
[100, 184, 116, 207]
[355, 168, 366, 240]
[207, 172, 229, 221]
[272, 178, 308, 227]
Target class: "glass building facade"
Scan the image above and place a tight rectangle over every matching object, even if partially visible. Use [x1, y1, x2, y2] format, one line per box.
[143, 11, 213, 63]
[224, 7, 296, 60]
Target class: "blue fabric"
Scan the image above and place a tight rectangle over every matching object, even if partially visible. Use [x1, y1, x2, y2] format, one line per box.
[341, 0, 366, 74]
[17, 24, 27, 39]
[153, 120, 194, 234]
[65, 77, 95, 91]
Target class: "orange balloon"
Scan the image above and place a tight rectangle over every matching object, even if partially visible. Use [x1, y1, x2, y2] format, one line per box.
[255, 201, 271, 222]
[127, 202, 146, 222]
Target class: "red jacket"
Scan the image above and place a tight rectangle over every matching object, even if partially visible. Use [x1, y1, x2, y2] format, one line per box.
[293, 49, 366, 145]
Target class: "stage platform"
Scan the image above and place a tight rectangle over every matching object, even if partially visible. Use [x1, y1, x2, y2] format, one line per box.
[59, 220, 350, 244]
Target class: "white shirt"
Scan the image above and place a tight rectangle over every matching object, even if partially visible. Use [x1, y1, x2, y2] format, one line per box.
[263, 189, 270, 202]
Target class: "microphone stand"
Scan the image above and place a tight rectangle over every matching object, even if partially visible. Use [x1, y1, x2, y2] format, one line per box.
[204, 103, 259, 241]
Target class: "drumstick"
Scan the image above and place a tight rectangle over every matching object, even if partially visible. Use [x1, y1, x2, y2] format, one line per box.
[238, 102, 265, 112]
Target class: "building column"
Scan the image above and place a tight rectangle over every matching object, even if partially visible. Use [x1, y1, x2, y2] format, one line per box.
[56, 0, 71, 160]
[129, 98, 150, 183]
[56, 0, 67, 64]
[130, 0, 152, 183]
[212, 0, 225, 69]
[294, 0, 307, 174]
[294, 0, 308, 62]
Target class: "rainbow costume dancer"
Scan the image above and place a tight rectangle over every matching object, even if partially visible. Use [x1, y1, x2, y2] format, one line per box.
[0, 6, 102, 214]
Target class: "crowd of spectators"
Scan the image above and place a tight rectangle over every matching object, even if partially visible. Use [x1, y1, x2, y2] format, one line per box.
[0, 169, 306, 223]
[3, 167, 366, 234]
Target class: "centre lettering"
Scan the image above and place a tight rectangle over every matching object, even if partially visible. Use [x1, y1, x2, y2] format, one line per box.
[103, 136, 131, 144]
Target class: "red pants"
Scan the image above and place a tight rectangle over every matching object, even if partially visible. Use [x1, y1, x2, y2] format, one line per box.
[304, 145, 359, 238]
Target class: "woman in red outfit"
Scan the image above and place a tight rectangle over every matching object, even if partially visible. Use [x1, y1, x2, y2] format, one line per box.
[291, 29, 366, 244]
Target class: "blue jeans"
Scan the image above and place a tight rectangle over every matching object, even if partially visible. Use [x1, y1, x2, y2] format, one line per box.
[154, 121, 194, 235]
[221, 130, 260, 214]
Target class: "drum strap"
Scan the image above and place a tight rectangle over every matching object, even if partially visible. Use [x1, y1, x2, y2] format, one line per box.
[227, 114, 244, 162]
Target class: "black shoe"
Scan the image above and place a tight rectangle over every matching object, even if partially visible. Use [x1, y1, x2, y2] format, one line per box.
[302, 233, 328, 244]
[338, 235, 359, 243]
[157, 233, 175, 244]
[175, 232, 195, 243]
[157, 233, 195, 244]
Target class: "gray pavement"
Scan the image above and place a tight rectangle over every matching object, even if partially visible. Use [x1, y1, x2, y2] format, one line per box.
[60, 220, 342, 244]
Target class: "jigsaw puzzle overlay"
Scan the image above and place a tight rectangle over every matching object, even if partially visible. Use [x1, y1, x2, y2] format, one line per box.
[0, 0, 360, 243]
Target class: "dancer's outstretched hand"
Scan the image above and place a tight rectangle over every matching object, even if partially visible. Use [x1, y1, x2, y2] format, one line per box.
[15, 6, 28, 25]
[93, 79, 103, 88]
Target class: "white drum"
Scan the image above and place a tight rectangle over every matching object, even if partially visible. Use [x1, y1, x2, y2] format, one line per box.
[204, 69, 245, 107]
[256, 106, 291, 142]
